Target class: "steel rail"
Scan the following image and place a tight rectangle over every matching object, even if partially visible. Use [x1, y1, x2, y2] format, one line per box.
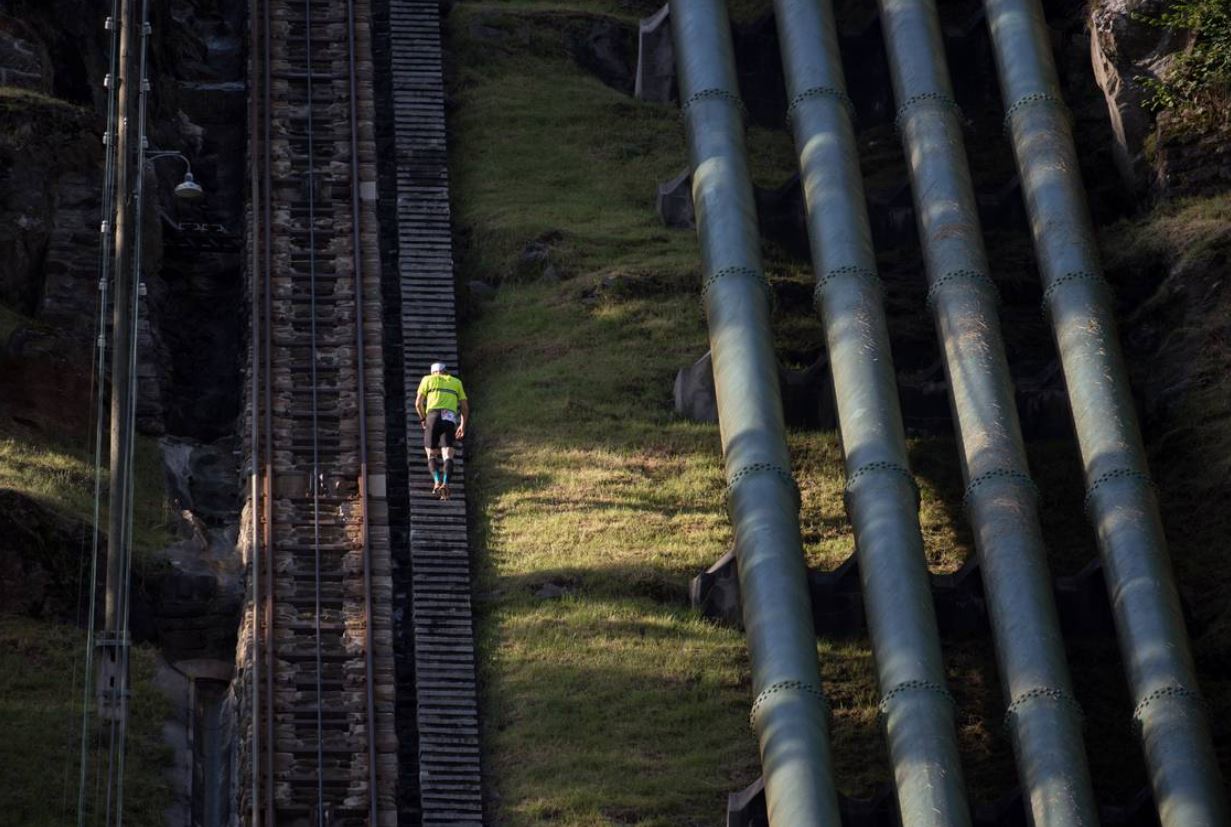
[670, 2, 843, 824]
[772, 1, 972, 824]
[299, 0, 328, 817]
[260, 0, 276, 821]
[343, 1, 381, 821]
[983, 0, 1230, 823]
[247, 0, 263, 821]
[874, 0, 1099, 822]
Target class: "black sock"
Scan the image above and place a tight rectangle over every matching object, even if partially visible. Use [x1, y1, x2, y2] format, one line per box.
[428, 456, 440, 483]
[443, 458, 454, 484]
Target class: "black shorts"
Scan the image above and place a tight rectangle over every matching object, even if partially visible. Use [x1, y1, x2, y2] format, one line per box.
[424, 410, 458, 450]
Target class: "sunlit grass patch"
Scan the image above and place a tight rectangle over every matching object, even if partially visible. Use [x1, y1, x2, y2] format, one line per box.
[0, 418, 172, 557]
[450, 3, 992, 821]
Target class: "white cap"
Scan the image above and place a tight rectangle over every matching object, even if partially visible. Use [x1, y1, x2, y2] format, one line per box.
[431, 362, 447, 373]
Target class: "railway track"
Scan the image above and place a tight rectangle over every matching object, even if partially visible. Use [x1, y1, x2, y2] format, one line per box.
[240, 0, 482, 823]
[243, 0, 398, 824]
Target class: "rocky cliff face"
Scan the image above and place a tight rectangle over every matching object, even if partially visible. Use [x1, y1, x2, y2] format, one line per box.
[0, 0, 249, 669]
[1089, 0, 1180, 192]
[1, 0, 245, 442]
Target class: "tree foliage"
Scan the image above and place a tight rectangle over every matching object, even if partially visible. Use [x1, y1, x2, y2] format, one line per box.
[1136, 0, 1231, 127]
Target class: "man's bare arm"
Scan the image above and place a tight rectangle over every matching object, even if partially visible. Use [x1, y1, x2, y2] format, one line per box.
[415, 393, 427, 425]
[458, 399, 470, 437]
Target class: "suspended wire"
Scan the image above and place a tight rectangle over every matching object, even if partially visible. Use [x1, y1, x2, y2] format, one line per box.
[301, 0, 327, 818]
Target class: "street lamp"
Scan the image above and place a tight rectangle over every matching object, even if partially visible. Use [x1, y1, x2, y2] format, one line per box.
[146, 150, 205, 201]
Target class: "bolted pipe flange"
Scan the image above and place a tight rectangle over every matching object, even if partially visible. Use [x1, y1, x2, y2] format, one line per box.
[680, 87, 747, 119]
[749, 679, 831, 730]
[725, 462, 800, 509]
[877, 679, 956, 720]
[813, 265, 882, 309]
[701, 265, 775, 309]
[894, 91, 963, 134]
[925, 269, 1001, 312]
[1132, 684, 1208, 732]
[843, 461, 920, 512]
[1003, 686, 1085, 732]
[1083, 468, 1157, 514]
[1002, 92, 1071, 135]
[962, 468, 1039, 511]
[1040, 270, 1112, 316]
[786, 86, 857, 126]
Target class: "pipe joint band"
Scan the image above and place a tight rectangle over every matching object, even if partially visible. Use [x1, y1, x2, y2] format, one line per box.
[1002, 92, 1070, 133]
[1133, 684, 1207, 727]
[749, 679, 831, 730]
[1040, 270, 1111, 313]
[1003, 686, 1085, 731]
[701, 265, 774, 307]
[1083, 468, 1156, 513]
[786, 85, 857, 124]
[680, 88, 747, 119]
[814, 265, 882, 307]
[894, 91, 963, 133]
[878, 679, 956, 718]
[926, 269, 1002, 311]
[844, 461, 920, 510]
[962, 468, 1039, 510]
[726, 462, 800, 506]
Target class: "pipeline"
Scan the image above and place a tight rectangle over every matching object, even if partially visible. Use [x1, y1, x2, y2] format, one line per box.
[669, 2, 843, 824]
[772, 2, 971, 825]
[875, 0, 1098, 823]
[983, 0, 1230, 823]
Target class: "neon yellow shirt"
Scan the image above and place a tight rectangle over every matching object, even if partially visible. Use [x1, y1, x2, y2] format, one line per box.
[417, 373, 467, 414]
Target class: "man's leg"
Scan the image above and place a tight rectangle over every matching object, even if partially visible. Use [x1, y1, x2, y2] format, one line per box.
[426, 448, 443, 491]
[441, 446, 454, 487]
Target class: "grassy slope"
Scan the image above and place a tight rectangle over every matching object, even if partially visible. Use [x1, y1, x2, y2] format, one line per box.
[0, 417, 174, 558]
[448, 5, 1019, 824]
[0, 616, 170, 827]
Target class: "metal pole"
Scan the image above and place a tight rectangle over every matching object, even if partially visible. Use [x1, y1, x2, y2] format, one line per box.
[78, 0, 123, 820]
[983, 0, 1230, 824]
[875, 0, 1098, 822]
[99, 0, 141, 727]
[771, 2, 971, 824]
[669, 3, 842, 824]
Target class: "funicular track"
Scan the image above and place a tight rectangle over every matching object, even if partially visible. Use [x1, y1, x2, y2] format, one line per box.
[242, 0, 398, 823]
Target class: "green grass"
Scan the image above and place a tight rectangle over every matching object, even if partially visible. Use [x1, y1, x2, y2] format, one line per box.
[449, 7, 1009, 823]
[0, 416, 173, 558]
[0, 615, 172, 827]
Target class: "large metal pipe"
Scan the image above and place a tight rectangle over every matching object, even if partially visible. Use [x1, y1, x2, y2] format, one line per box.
[772, 2, 971, 824]
[669, 3, 842, 824]
[983, 0, 1229, 823]
[875, 0, 1098, 823]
